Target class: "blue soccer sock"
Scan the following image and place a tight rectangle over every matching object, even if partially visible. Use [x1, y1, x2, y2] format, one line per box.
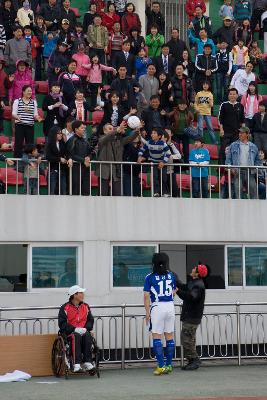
[165, 339, 175, 366]
[153, 339, 165, 368]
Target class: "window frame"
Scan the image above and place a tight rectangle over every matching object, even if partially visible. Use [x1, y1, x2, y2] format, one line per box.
[28, 242, 83, 292]
[111, 242, 159, 290]
[226, 244, 267, 289]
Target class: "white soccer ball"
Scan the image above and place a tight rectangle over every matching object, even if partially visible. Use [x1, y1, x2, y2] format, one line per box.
[127, 115, 141, 130]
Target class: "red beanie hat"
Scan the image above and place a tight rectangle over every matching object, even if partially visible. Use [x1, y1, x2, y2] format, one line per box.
[197, 264, 208, 278]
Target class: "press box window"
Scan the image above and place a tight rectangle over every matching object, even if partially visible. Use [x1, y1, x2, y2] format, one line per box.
[0, 244, 27, 292]
[31, 246, 78, 289]
[113, 245, 156, 287]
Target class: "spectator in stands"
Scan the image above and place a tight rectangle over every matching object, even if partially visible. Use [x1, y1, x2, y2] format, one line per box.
[145, 24, 165, 58]
[102, 2, 120, 33]
[261, 5, 267, 52]
[251, 101, 267, 156]
[141, 94, 167, 136]
[0, 0, 17, 41]
[185, 0, 206, 22]
[82, 2, 97, 33]
[110, 65, 140, 111]
[226, 126, 261, 199]
[40, 0, 61, 32]
[212, 16, 235, 50]
[43, 31, 58, 73]
[72, 22, 87, 54]
[9, 60, 35, 103]
[231, 39, 250, 72]
[22, 143, 43, 195]
[138, 126, 170, 197]
[87, 14, 108, 64]
[123, 133, 142, 196]
[249, 40, 262, 65]
[258, 149, 267, 199]
[0, 23, 6, 60]
[189, 136, 210, 198]
[60, 0, 76, 30]
[250, 0, 267, 32]
[195, 43, 218, 92]
[0, 59, 8, 134]
[69, 89, 91, 122]
[158, 71, 172, 112]
[17, 0, 34, 27]
[59, 59, 82, 105]
[192, 6, 212, 38]
[258, 54, 267, 80]
[46, 125, 69, 195]
[195, 81, 217, 144]
[128, 27, 145, 56]
[216, 40, 233, 104]
[218, 87, 245, 164]
[72, 43, 90, 92]
[235, 19, 252, 48]
[219, 0, 234, 20]
[33, 15, 46, 80]
[62, 116, 75, 142]
[230, 61, 255, 96]
[188, 26, 216, 56]
[58, 19, 73, 51]
[23, 25, 40, 79]
[108, 22, 126, 65]
[178, 49, 195, 79]
[113, 0, 127, 17]
[42, 81, 68, 137]
[121, 2, 141, 38]
[96, 121, 139, 196]
[163, 129, 181, 197]
[154, 43, 175, 76]
[4, 25, 32, 72]
[233, 0, 252, 23]
[12, 84, 42, 157]
[135, 48, 152, 80]
[113, 39, 136, 77]
[171, 64, 194, 106]
[241, 82, 262, 130]
[97, 89, 127, 133]
[66, 120, 91, 196]
[145, 1, 165, 35]
[169, 98, 194, 164]
[138, 63, 159, 114]
[166, 28, 188, 61]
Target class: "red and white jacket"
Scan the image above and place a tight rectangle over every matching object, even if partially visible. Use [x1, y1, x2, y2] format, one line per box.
[58, 302, 94, 335]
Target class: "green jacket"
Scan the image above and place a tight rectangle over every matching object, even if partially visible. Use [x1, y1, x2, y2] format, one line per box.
[145, 33, 165, 58]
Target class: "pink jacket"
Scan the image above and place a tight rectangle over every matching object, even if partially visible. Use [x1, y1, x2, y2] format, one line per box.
[85, 63, 115, 83]
[9, 63, 35, 101]
[72, 53, 91, 77]
[241, 94, 263, 118]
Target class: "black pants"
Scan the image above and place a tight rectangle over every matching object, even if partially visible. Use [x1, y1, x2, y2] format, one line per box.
[254, 132, 267, 155]
[35, 47, 43, 80]
[71, 332, 92, 364]
[88, 83, 100, 108]
[71, 164, 90, 196]
[219, 131, 239, 165]
[14, 124, 34, 158]
[173, 133, 189, 164]
[251, 9, 264, 33]
[99, 178, 122, 196]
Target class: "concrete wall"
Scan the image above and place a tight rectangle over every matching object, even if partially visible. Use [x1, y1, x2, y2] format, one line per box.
[0, 196, 267, 309]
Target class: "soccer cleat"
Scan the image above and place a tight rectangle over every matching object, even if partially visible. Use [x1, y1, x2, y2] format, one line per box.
[153, 366, 168, 376]
[73, 363, 82, 372]
[165, 365, 173, 373]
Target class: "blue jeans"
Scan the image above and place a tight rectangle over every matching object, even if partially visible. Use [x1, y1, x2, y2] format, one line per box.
[216, 72, 229, 104]
[50, 169, 67, 195]
[192, 176, 208, 198]
[23, 178, 38, 195]
[197, 115, 217, 144]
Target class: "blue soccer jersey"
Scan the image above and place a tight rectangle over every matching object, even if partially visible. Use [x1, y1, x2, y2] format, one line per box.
[143, 272, 176, 303]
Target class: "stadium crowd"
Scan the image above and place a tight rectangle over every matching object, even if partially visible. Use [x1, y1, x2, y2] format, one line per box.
[0, 0, 267, 198]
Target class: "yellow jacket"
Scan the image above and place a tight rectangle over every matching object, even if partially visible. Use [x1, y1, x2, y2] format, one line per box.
[231, 45, 250, 66]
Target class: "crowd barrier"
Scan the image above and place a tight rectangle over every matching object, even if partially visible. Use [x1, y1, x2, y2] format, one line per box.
[1, 302, 267, 368]
[158, 0, 188, 40]
[1, 159, 267, 200]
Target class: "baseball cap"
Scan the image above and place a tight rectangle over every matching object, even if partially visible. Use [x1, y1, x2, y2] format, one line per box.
[239, 126, 250, 134]
[224, 16, 232, 21]
[58, 41, 68, 47]
[62, 18, 70, 24]
[68, 285, 86, 297]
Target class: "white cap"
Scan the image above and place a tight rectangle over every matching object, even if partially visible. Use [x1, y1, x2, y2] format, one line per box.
[68, 285, 86, 297]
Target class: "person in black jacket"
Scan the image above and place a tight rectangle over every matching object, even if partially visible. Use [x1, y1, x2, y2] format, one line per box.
[153, 43, 175, 77]
[60, 0, 77, 30]
[97, 90, 127, 135]
[47, 42, 70, 86]
[166, 28, 188, 61]
[141, 95, 168, 136]
[129, 27, 145, 56]
[212, 17, 235, 50]
[39, 0, 61, 32]
[195, 43, 218, 92]
[42, 82, 69, 137]
[113, 40, 136, 77]
[145, 1, 165, 35]
[46, 125, 70, 195]
[171, 64, 194, 106]
[0, 0, 17, 40]
[110, 65, 140, 112]
[123, 136, 142, 196]
[68, 89, 92, 123]
[158, 71, 173, 112]
[177, 264, 208, 371]
[82, 3, 97, 33]
[251, 101, 267, 155]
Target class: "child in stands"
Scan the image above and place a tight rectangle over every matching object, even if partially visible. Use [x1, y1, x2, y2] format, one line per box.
[249, 40, 262, 66]
[43, 31, 58, 73]
[194, 80, 217, 144]
[22, 143, 43, 195]
[72, 43, 91, 93]
[189, 136, 210, 198]
[23, 25, 40, 79]
[231, 39, 250, 73]
[62, 116, 75, 142]
[219, 0, 233, 20]
[162, 130, 181, 197]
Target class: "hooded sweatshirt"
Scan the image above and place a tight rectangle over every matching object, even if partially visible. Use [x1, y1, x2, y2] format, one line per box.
[9, 60, 35, 101]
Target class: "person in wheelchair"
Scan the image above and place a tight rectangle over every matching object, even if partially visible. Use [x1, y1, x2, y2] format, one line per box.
[58, 285, 95, 373]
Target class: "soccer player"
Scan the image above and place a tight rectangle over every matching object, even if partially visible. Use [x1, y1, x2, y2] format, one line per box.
[143, 252, 176, 375]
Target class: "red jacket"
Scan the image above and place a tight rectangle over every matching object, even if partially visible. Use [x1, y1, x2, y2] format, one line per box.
[58, 302, 94, 335]
[185, 0, 206, 20]
[101, 12, 120, 33]
[0, 69, 8, 99]
[121, 12, 141, 37]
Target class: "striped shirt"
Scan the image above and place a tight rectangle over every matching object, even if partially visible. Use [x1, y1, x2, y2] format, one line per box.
[138, 139, 171, 164]
[12, 98, 38, 126]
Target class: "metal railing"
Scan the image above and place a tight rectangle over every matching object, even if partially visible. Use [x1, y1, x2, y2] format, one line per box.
[1, 302, 267, 368]
[1, 159, 267, 200]
[157, 0, 188, 41]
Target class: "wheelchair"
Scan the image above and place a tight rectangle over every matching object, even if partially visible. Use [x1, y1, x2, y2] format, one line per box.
[51, 331, 100, 379]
